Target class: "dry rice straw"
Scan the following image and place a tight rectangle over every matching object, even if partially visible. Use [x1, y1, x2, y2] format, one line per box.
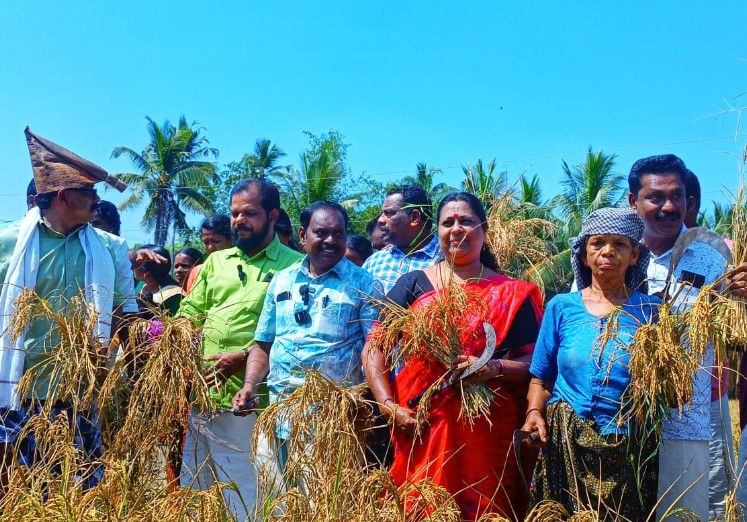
[483, 191, 556, 289]
[367, 277, 494, 425]
[1, 292, 231, 521]
[252, 370, 461, 522]
[724, 182, 747, 345]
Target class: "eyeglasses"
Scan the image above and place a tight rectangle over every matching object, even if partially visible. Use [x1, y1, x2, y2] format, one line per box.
[294, 284, 312, 324]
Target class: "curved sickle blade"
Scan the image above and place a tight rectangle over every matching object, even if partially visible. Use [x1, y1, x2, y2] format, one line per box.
[667, 227, 732, 280]
[663, 228, 732, 296]
[457, 322, 497, 381]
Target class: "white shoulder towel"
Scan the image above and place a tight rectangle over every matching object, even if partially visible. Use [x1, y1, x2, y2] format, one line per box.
[0, 207, 115, 410]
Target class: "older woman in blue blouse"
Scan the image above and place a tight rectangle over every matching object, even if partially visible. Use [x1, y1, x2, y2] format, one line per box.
[522, 207, 659, 520]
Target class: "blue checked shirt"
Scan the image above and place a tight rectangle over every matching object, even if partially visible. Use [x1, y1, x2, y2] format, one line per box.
[362, 235, 443, 294]
[254, 256, 383, 436]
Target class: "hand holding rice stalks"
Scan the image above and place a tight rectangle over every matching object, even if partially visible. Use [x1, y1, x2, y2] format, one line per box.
[367, 278, 495, 425]
[598, 281, 727, 430]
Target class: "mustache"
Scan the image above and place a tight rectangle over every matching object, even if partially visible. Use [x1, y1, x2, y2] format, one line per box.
[655, 211, 681, 221]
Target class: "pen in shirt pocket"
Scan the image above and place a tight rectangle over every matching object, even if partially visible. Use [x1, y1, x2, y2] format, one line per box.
[322, 295, 329, 308]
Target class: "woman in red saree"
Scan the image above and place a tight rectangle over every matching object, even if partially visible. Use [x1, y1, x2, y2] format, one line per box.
[363, 192, 543, 521]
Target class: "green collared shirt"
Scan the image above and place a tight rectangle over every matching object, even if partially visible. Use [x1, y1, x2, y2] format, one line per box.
[0, 219, 137, 399]
[178, 235, 303, 409]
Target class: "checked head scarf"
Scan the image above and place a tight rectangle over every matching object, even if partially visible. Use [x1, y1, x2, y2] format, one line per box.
[569, 207, 649, 293]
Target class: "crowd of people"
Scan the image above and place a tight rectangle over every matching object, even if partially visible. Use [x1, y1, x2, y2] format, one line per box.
[2, 127, 747, 521]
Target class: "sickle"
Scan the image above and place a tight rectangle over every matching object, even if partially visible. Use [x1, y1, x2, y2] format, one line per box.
[513, 429, 540, 493]
[662, 227, 732, 298]
[406, 322, 497, 409]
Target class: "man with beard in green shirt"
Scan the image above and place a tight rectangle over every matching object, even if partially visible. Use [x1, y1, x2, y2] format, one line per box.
[178, 178, 302, 520]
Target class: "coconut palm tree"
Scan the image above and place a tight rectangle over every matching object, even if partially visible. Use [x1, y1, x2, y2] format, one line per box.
[402, 162, 454, 201]
[551, 148, 624, 238]
[534, 148, 624, 295]
[462, 159, 508, 207]
[246, 138, 289, 179]
[274, 148, 351, 221]
[112, 116, 218, 247]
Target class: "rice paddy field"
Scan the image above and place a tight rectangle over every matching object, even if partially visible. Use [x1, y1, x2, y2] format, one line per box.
[4, 226, 747, 521]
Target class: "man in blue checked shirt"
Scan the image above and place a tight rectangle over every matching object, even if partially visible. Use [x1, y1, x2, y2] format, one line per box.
[363, 185, 443, 294]
[233, 200, 382, 482]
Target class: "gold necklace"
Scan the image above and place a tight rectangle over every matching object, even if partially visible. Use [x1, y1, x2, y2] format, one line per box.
[439, 262, 484, 285]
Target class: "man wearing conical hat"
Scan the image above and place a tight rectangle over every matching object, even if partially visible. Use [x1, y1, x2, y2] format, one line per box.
[0, 128, 137, 490]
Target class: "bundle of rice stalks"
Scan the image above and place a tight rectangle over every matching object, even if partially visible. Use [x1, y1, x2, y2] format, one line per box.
[2, 294, 232, 521]
[367, 277, 494, 425]
[356, 470, 461, 522]
[8, 289, 105, 412]
[619, 304, 697, 427]
[254, 369, 373, 488]
[101, 314, 209, 458]
[723, 183, 747, 345]
[686, 282, 725, 359]
[483, 192, 557, 288]
[253, 372, 461, 522]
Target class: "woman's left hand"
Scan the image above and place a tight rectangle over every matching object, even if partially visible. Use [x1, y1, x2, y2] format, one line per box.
[451, 354, 502, 384]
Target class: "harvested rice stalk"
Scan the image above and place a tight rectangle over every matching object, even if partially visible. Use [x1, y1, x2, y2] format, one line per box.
[567, 511, 598, 522]
[624, 304, 697, 427]
[368, 277, 495, 424]
[8, 289, 105, 412]
[1, 297, 233, 521]
[724, 181, 747, 345]
[484, 191, 556, 287]
[724, 485, 745, 522]
[686, 282, 724, 360]
[526, 500, 571, 521]
[254, 372, 461, 522]
[103, 315, 209, 458]
[253, 370, 374, 485]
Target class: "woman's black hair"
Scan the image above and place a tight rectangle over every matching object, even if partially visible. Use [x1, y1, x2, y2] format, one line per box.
[200, 214, 231, 238]
[274, 208, 294, 236]
[177, 247, 204, 265]
[140, 245, 178, 287]
[436, 191, 500, 272]
[94, 200, 122, 236]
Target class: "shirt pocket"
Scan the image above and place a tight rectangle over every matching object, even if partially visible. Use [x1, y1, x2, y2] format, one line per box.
[314, 294, 356, 343]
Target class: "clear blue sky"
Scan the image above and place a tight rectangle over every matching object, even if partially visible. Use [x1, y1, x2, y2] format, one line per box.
[1, 1, 745, 245]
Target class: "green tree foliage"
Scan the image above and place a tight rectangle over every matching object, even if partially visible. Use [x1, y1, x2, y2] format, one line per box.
[402, 162, 455, 203]
[537, 148, 624, 294]
[273, 131, 354, 224]
[210, 138, 289, 215]
[462, 159, 508, 208]
[112, 116, 218, 247]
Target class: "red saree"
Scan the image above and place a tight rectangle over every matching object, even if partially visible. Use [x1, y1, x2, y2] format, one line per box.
[390, 275, 543, 521]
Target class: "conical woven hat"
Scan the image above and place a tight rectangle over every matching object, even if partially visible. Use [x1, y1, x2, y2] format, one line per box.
[25, 127, 127, 193]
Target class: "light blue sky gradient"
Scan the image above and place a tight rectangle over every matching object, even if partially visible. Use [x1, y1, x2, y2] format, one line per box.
[1, 1, 745, 244]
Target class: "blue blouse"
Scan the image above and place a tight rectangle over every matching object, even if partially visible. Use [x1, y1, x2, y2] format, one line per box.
[529, 291, 659, 435]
